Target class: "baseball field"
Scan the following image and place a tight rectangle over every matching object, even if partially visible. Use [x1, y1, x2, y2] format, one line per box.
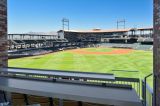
[8, 47, 153, 83]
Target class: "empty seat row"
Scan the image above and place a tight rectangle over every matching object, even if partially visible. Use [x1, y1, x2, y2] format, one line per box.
[11, 93, 110, 106]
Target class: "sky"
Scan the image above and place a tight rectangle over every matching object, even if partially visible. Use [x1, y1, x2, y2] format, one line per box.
[8, 0, 153, 33]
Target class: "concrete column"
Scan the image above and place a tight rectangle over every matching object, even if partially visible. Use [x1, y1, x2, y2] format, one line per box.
[154, 0, 160, 105]
[0, 0, 8, 103]
[0, 0, 7, 68]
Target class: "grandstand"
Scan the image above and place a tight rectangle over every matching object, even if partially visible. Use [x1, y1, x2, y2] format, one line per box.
[58, 28, 153, 44]
[8, 28, 153, 51]
[8, 27, 153, 58]
[8, 34, 73, 58]
[137, 37, 153, 45]
[8, 49, 53, 59]
[8, 34, 68, 50]
[99, 43, 153, 51]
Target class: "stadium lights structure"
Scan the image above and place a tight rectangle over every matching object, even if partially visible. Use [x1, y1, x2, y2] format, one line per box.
[62, 18, 70, 31]
[117, 19, 126, 29]
[62, 18, 70, 38]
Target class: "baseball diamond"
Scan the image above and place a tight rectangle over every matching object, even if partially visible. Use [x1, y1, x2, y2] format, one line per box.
[8, 47, 153, 86]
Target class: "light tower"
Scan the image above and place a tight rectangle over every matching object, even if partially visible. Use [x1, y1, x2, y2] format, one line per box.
[61, 18, 70, 40]
[62, 18, 70, 31]
[117, 19, 126, 29]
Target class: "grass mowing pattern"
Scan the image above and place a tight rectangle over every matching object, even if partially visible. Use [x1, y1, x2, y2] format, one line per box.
[9, 48, 153, 84]
[84, 48, 114, 52]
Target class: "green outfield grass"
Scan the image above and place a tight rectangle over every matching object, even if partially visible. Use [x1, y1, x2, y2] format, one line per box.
[9, 48, 153, 83]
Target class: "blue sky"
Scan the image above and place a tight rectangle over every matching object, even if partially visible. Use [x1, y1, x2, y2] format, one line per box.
[8, 0, 153, 33]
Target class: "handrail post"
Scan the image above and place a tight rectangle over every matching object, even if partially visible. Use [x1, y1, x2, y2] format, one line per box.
[153, 74, 157, 106]
[142, 80, 145, 105]
[143, 73, 153, 106]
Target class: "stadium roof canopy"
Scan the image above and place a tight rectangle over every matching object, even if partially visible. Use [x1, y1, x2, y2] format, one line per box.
[58, 27, 153, 33]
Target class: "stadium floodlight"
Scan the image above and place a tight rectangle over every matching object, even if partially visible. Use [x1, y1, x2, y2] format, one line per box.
[117, 19, 126, 29]
[62, 18, 70, 31]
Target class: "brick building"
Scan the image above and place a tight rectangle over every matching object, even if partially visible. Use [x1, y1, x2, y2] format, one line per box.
[154, 0, 160, 105]
[0, 0, 7, 68]
[0, 0, 7, 102]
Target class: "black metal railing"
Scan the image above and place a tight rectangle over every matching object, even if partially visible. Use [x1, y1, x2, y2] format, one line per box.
[105, 77, 141, 96]
[0, 69, 141, 97]
[142, 74, 153, 106]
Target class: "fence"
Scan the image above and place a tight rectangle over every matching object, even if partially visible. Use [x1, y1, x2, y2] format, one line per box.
[0, 69, 141, 97]
[142, 74, 153, 106]
[104, 77, 141, 96]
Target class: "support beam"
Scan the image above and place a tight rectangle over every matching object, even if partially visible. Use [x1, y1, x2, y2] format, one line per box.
[0, 0, 7, 68]
[154, 0, 160, 105]
[0, 0, 8, 103]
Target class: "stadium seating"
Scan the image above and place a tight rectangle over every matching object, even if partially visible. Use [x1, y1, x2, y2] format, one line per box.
[11, 93, 113, 106]
[99, 43, 153, 51]
[11, 93, 26, 106]
[82, 102, 111, 106]
[62, 100, 78, 106]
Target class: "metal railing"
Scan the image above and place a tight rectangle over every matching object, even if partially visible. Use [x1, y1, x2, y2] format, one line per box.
[146, 83, 153, 106]
[0, 68, 144, 106]
[142, 74, 153, 106]
[0, 69, 141, 96]
[102, 77, 140, 96]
